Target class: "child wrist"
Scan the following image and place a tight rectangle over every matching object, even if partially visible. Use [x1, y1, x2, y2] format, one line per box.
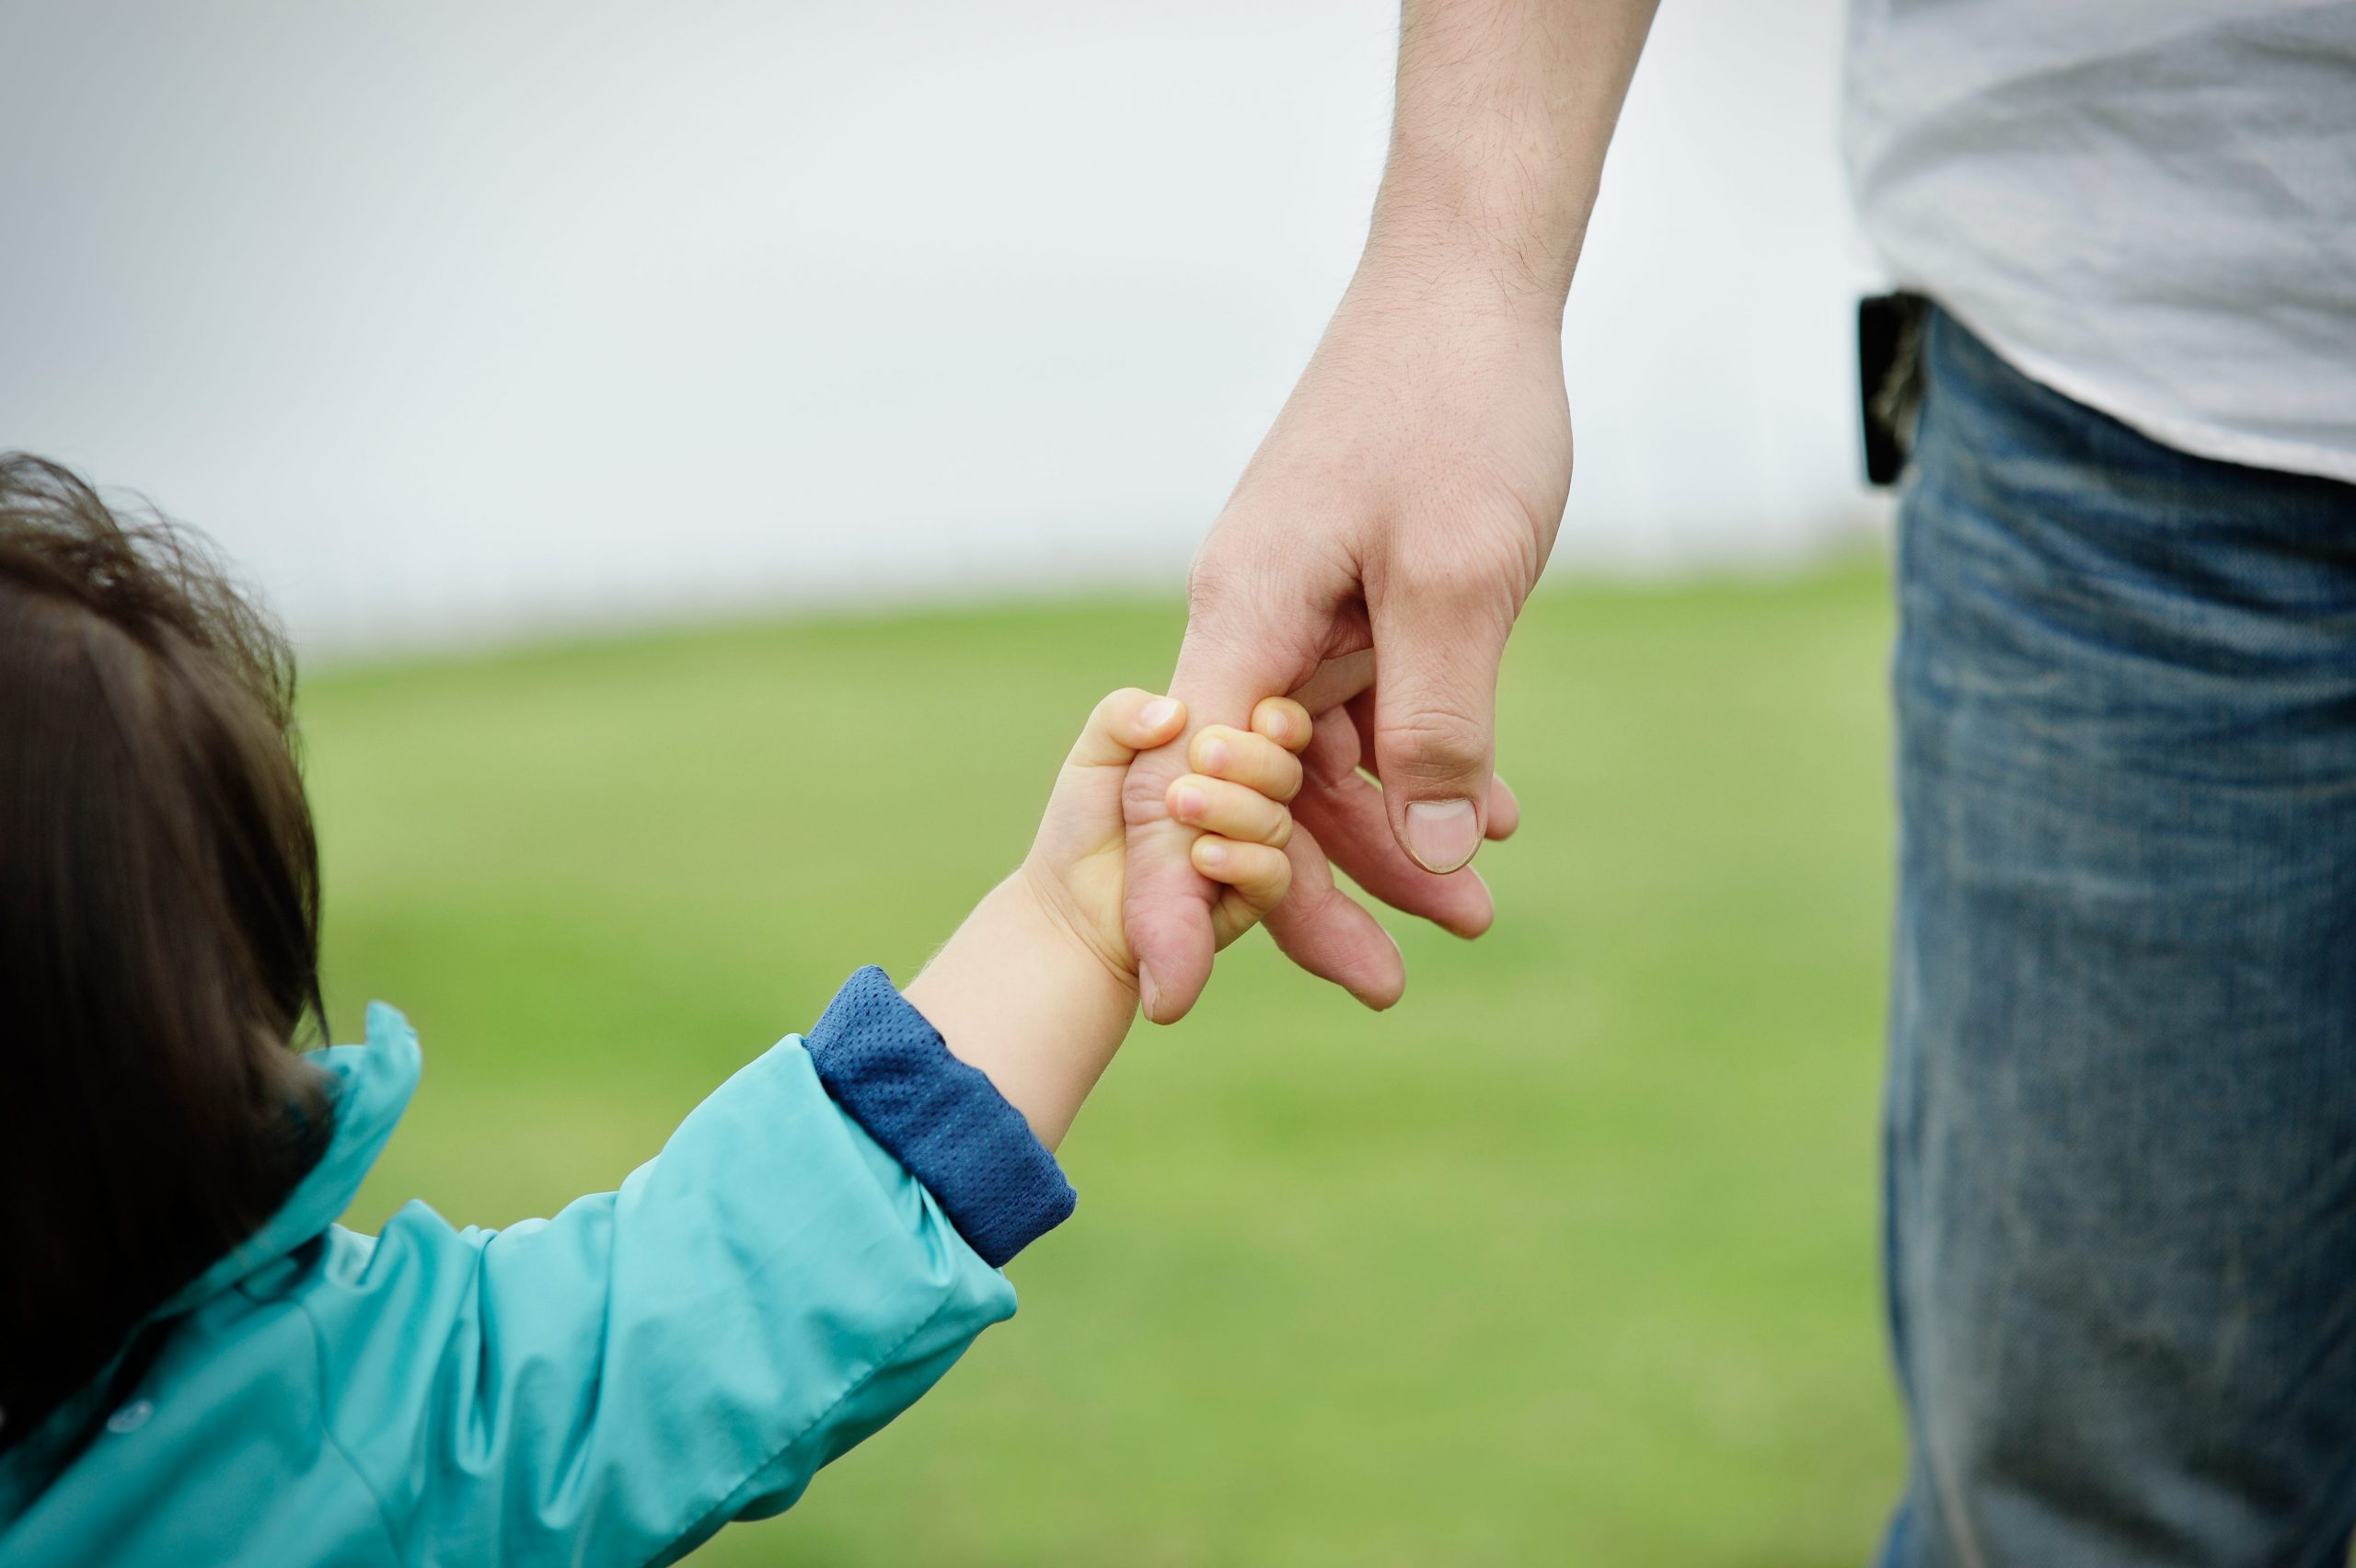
[1012, 859, 1139, 997]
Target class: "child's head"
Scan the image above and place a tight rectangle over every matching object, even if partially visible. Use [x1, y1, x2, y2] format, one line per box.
[0, 455, 331, 1436]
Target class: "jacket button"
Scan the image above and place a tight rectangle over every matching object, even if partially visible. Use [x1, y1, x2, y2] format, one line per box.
[106, 1400, 155, 1435]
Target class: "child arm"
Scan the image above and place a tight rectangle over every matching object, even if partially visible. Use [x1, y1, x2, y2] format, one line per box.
[306, 1009, 1018, 1567]
[303, 690, 1311, 1562]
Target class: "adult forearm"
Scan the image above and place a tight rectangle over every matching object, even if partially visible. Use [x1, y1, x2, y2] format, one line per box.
[1367, 0, 1660, 323]
[1126, 4, 1647, 1022]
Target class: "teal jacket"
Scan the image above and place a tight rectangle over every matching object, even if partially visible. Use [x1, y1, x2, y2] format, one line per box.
[0, 970, 1074, 1566]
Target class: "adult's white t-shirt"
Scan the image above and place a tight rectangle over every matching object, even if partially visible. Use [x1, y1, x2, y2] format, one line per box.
[1845, 2, 2356, 484]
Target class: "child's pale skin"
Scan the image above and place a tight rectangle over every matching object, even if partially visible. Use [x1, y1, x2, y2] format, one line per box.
[903, 690, 1312, 1148]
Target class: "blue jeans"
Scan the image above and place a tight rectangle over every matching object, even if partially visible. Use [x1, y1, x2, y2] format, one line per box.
[1878, 308, 2356, 1567]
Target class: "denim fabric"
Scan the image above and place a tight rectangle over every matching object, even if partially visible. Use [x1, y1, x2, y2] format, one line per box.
[1877, 306, 2356, 1567]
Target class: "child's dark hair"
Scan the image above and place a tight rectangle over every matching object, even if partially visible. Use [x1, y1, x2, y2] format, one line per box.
[0, 455, 332, 1440]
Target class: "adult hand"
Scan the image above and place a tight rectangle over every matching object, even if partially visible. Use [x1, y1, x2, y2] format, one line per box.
[1123, 270, 1570, 1022]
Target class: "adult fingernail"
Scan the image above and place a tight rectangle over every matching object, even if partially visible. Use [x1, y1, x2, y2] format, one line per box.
[1172, 785, 1205, 821]
[1140, 698, 1180, 731]
[1199, 736, 1230, 771]
[1405, 799, 1481, 873]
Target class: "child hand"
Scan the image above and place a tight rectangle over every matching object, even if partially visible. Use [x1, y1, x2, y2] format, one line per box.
[908, 687, 1317, 1148]
[1021, 688, 1314, 994]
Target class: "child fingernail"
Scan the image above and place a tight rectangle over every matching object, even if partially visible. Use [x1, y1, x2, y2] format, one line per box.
[1140, 698, 1180, 730]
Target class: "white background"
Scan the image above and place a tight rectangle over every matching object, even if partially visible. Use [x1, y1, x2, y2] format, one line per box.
[2, 0, 1886, 654]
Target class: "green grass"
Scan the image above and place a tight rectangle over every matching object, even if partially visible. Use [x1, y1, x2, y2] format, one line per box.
[307, 561, 1904, 1566]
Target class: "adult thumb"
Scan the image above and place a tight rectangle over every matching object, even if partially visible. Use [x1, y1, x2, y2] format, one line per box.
[1369, 587, 1511, 875]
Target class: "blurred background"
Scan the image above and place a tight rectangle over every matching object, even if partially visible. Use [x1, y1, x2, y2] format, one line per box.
[6, 1, 1903, 1562]
[5, 0, 1885, 651]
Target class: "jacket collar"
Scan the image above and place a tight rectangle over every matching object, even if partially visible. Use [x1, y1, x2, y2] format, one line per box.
[156, 1000, 421, 1317]
[0, 1004, 419, 1521]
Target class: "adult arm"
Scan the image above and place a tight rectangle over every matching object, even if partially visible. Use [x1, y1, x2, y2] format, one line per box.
[1124, 0, 1662, 1021]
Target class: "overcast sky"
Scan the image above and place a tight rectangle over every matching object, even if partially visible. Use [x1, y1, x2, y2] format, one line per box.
[3, 0, 1886, 652]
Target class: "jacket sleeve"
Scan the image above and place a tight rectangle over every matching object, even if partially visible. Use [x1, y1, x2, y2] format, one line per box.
[300, 970, 1073, 1567]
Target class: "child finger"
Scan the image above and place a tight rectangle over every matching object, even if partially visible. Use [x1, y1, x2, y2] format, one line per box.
[1186, 724, 1305, 804]
[1192, 835, 1292, 916]
[1165, 773, 1292, 847]
[1250, 696, 1316, 755]
[1069, 688, 1185, 768]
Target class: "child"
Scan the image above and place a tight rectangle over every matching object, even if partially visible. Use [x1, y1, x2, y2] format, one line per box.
[0, 454, 1313, 1565]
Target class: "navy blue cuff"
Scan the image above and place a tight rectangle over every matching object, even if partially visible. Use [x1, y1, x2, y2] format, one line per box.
[803, 966, 1076, 1267]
